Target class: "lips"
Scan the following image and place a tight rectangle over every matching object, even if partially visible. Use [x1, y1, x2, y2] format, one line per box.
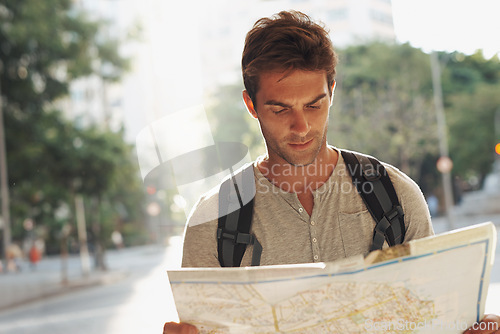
[288, 138, 313, 150]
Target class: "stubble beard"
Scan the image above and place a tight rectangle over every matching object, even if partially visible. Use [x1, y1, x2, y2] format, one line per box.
[267, 128, 328, 167]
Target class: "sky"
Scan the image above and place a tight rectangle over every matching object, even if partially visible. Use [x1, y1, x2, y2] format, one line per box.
[392, 0, 500, 58]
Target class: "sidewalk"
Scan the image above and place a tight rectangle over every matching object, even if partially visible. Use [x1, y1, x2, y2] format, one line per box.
[0, 248, 138, 311]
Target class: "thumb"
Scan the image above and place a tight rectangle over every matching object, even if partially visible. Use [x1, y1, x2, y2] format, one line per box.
[163, 322, 199, 334]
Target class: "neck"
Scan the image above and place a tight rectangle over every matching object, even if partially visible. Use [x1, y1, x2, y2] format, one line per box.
[258, 145, 338, 194]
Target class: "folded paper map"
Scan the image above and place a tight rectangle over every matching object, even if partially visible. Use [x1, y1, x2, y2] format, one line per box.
[168, 222, 497, 333]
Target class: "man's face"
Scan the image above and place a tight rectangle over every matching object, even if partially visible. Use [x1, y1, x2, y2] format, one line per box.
[243, 70, 333, 166]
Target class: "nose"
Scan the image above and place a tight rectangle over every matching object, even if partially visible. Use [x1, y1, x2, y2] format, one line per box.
[290, 110, 311, 137]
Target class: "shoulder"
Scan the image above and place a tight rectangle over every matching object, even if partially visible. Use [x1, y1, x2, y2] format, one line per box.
[378, 160, 425, 207]
[376, 157, 435, 240]
[382, 162, 421, 195]
[336, 148, 434, 240]
[186, 162, 256, 228]
[185, 183, 220, 228]
[182, 162, 257, 267]
[337, 148, 420, 196]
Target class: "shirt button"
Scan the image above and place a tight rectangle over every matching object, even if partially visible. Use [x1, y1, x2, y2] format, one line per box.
[312, 238, 317, 243]
[311, 221, 315, 226]
[314, 255, 319, 260]
[298, 208, 303, 213]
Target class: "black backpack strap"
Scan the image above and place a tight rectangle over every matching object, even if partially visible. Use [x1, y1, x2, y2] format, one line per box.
[341, 150, 405, 251]
[217, 165, 261, 267]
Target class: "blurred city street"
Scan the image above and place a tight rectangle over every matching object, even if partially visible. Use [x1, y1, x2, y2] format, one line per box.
[0, 237, 183, 334]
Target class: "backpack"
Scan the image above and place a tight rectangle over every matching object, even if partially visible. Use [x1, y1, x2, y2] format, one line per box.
[216, 150, 405, 267]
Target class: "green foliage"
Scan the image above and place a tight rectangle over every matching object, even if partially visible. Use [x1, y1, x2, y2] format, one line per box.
[4, 109, 145, 253]
[0, 0, 145, 254]
[333, 45, 500, 188]
[441, 51, 500, 98]
[447, 83, 500, 182]
[438, 51, 500, 182]
[331, 42, 438, 182]
[205, 83, 264, 160]
[0, 0, 129, 110]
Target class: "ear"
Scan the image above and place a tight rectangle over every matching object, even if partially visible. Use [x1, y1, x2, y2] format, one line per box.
[329, 80, 336, 106]
[242, 90, 258, 119]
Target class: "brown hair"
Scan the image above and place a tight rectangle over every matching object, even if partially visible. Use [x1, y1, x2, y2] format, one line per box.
[242, 10, 338, 102]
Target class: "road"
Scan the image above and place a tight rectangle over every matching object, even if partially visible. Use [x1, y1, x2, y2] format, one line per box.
[0, 237, 183, 334]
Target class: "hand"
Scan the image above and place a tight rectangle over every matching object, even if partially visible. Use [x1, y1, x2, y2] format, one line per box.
[464, 314, 500, 334]
[163, 322, 199, 334]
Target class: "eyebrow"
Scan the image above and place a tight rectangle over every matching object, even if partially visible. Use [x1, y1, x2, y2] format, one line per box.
[264, 94, 327, 108]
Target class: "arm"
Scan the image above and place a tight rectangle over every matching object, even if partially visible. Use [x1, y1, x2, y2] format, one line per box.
[181, 185, 221, 267]
[181, 220, 220, 268]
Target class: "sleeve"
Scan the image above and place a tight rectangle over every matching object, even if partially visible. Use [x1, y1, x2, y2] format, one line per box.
[180, 190, 221, 268]
[386, 165, 435, 242]
[181, 219, 220, 267]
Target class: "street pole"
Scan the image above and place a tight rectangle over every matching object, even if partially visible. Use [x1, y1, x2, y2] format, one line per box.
[430, 52, 455, 230]
[0, 76, 12, 261]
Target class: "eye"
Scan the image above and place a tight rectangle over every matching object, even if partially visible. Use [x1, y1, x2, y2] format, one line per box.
[271, 108, 287, 114]
[307, 105, 321, 109]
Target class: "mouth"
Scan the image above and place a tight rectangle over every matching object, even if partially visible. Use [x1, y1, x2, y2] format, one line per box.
[288, 138, 313, 150]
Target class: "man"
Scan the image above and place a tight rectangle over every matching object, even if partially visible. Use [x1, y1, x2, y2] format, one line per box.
[165, 10, 499, 333]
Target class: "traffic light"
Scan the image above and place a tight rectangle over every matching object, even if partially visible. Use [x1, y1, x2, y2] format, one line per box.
[496, 143, 500, 156]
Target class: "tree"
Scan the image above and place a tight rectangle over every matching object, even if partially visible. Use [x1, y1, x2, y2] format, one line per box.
[205, 83, 264, 159]
[440, 51, 500, 184]
[0, 0, 142, 261]
[447, 83, 500, 182]
[0, 0, 129, 111]
[442, 51, 500, 98]
[4, 108, 145, 255]
[72, 124, 144, 268]
[330, 43, 438, 183]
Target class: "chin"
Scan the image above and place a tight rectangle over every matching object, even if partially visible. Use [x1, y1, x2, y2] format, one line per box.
[285, 154, 317, 167]
[287, 148, 322, 166]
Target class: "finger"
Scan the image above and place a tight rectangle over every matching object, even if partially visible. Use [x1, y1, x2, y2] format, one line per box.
[163, 322, 199, 334]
